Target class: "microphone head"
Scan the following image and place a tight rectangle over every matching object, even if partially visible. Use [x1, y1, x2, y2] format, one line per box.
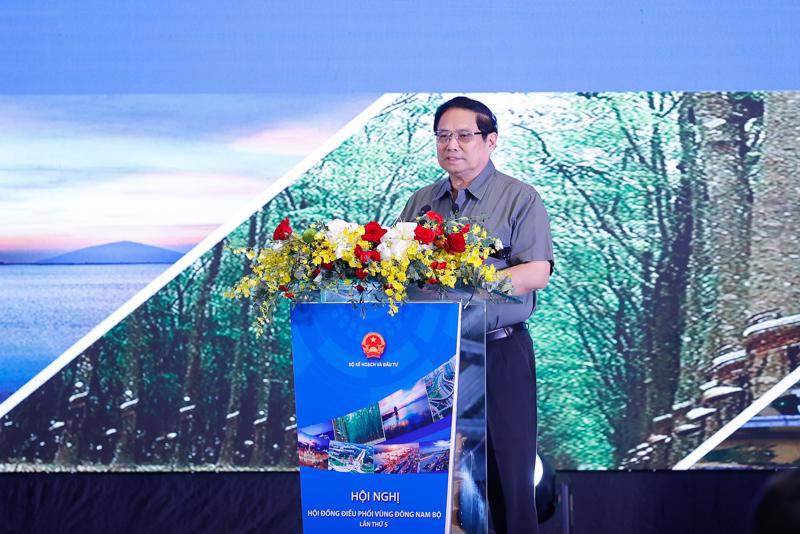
[417, 204, 432, 216]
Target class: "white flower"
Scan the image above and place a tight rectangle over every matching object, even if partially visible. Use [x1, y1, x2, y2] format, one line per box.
[377, 222, 420, 260]
[377, 240, 412, 260]
[382, 222, 417, 242]
[325, 219, 359, 241]
[325, 219, 360, 259]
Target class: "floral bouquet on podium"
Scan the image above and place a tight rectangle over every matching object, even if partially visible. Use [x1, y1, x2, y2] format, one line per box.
[227, 210, 513, 332]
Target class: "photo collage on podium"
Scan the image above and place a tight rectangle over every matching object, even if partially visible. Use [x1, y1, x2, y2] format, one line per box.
[298, 356, 456, 475]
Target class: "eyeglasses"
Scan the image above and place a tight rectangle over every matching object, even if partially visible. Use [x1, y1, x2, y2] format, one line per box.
[434, 130, 485, 145]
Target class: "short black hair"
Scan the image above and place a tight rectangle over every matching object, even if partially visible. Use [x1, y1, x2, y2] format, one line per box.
[754, 470, 800, 534]
[433, 96, 498, 139]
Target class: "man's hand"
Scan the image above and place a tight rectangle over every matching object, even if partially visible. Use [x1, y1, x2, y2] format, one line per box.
[503, 261, 551, 295]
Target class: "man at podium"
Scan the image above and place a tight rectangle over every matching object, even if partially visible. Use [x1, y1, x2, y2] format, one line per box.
[400, 96, 555, 534]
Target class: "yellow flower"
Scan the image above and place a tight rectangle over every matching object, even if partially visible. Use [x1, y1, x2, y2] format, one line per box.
[228, 216, 514, 325]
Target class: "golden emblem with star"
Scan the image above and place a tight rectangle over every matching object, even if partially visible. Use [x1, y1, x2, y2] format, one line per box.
[361, 332, 387, 359]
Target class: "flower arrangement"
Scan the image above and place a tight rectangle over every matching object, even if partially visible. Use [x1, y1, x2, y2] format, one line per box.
[227, 211, 513, 332]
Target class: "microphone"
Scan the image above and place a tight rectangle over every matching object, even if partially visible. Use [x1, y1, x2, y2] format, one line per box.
[489, 247, 512, 260]
[451, 201, 460, 215]
[417, 204, 432, 217]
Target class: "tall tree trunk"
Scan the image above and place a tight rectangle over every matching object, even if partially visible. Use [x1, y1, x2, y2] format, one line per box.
[54, 347, 98, 465]
[176, 242, 224, 465]
[687, 93, 753, 358]
[747, 92, 800, 319]
[248, 376, 272, 467]
[112, 317, 145, 466]
[664, 93, 762, 465]
[745, 92, 800, 396]
[644, 96, 694, 421]
[265, 379, 288, 466]
[677, 94, 714, 396]
[219, 215, 258, 466]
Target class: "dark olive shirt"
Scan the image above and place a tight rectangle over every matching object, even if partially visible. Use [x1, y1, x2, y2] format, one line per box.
[399, 160, 555, 329]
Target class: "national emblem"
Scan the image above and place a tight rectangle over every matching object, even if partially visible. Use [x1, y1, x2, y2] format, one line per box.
[361, 332, 386, 359]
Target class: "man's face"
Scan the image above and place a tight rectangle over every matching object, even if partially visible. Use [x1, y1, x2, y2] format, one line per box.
[436, 107, 496, 182]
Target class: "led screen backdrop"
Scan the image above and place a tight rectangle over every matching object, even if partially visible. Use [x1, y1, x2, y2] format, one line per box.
[0, 94, 377, 401]
[0, 92, 798, 471]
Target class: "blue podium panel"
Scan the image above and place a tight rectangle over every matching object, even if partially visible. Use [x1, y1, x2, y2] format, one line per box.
[292, 302, 462, 534]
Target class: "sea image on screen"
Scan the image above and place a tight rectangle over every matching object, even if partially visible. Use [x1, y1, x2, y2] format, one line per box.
[423, 356, 457, 421]
[419, 440, 450, 474]
[328, 441, 375, 474]
[374, 443, 420, 474]
[298, 430, 330, 469]
[379, 380, 435, 441]
[300, 421, 336, 441]
[332, 404, 386, 445]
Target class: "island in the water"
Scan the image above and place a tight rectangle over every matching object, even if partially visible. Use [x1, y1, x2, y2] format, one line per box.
[37, 241, 183, 265]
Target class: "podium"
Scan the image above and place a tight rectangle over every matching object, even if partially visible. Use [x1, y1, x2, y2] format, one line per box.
[291, 288, 491, 534]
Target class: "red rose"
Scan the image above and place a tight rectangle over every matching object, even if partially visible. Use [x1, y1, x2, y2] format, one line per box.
[354, 244, 369, 263]
[355, 268, 368, 280]
[362, 221, 387, 243]
[461, 224, 470, 234]
[414, 225, 435, 245]
[272, 217, 292, 240]
[356, 284, 365, 293]
[432, 261, 446, 270]
[321, 262, 333, 270]
[425, 211, 444, 224]
[427, 278, 438, 285]
[444, 232, 466, 253]
[355, 246, 381, 264]
[434, 224, 444, 237]
[284, 292, 295, 299]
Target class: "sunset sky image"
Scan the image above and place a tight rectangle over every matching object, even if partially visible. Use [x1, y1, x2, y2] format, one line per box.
[0, 94, 376, 262]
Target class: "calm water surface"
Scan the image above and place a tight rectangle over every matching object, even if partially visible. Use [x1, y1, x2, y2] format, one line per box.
[0, 264, 168, 401]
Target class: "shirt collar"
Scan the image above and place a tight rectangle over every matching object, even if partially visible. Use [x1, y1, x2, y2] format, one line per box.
[464, 160, 494, 200]
[433, 159, 496, 201]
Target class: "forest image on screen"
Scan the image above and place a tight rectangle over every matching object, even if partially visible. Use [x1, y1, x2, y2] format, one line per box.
[0, 92, 798, 471]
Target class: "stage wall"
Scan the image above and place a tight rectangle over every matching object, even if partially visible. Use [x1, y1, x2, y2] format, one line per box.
[1, 91, 799, 471]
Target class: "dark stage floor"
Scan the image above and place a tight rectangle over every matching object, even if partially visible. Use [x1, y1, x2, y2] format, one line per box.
[0, 470, 776, 534]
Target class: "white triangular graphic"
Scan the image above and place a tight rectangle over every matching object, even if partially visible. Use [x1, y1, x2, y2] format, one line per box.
[674, 355, 800, 470]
